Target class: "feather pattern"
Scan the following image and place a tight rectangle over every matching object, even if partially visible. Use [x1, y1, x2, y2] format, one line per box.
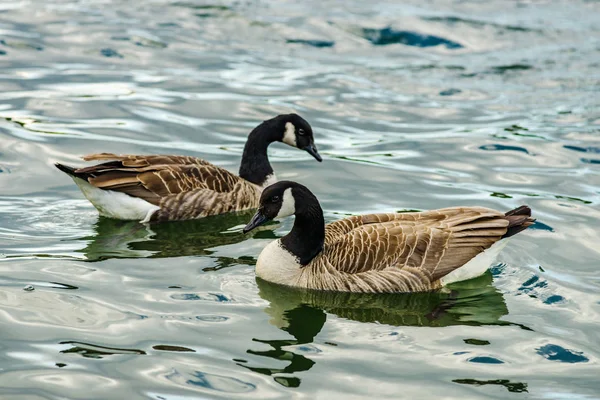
[66, 153, 261, 222]
[296, 207, 526, 292]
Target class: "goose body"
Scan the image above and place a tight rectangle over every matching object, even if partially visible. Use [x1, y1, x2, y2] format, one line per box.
[243, 181, 535, 293]
[55, 114, 321, 222]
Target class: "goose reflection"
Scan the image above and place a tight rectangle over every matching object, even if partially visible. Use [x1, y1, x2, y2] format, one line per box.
[240, 273, 523, 387]
[236, 303, 325, 388]
[76, 210, 276, 265]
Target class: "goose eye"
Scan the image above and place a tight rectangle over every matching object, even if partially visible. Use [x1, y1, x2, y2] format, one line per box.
[298, 129, 305, 136]
[271, 196, 280, 203]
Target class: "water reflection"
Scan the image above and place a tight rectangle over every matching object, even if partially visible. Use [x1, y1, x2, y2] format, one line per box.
[60, 341, 146, 359]
[236, 303, 323, 388]
[75, 211, 276, 263]
[242, 273, 522, 387]
[452, 378, 528, 393]
[257, 273, 513, 328]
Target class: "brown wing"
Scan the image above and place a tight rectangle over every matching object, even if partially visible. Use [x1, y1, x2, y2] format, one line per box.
[151, 182, 260, 222]
[324, 215, 364, 243]
[73, 153, 245, 206]
[322, 207, 515, 281]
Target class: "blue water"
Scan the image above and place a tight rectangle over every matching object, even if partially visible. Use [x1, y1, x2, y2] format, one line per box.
[1, 0, 599, 398]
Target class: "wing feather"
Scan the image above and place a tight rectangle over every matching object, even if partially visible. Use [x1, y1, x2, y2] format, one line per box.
[321, 207, 512, 282]
[73, 153, 249, 206]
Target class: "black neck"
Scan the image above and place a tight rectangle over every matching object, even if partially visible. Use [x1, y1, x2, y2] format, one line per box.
[281, 195, 325, 265]
[239, 119, 282, 186]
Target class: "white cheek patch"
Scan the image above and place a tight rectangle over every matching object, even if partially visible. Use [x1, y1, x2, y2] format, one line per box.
[275, 188, 295, 218]
[282, 122, 297, 147]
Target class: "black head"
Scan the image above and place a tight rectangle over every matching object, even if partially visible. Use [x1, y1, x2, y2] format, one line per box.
[244, 181, 325, 265]
[277, 114, 322, 162]
[243, 181, 315, 233]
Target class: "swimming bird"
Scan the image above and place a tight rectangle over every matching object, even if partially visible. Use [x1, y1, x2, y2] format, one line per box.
[243, 181, 534, 293]
[55, 114, 321, 222]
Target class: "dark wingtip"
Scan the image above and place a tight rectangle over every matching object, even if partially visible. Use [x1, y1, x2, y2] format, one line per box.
[505, 205, 531, 217]
[503, 205, 535, 238]
[55, 162, 77, 177]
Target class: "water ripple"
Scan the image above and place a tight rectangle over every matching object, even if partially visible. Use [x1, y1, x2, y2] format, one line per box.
[0, 0, 599, 398]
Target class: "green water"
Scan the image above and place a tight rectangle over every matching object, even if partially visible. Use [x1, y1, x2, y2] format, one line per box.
[1, 0, 599, 399]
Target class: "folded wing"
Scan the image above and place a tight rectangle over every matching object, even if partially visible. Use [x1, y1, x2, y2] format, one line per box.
[69, 153, 260, 221]
[323, 207, 528, 282]
[75, 153, 243, 204]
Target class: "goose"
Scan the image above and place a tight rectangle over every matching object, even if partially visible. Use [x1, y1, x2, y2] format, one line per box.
[243, 181, 535, 293]
[55, 114, 321, 222]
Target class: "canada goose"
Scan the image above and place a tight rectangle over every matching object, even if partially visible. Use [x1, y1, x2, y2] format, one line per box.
[55, 114, 321, 222]
[243, 181, 535, 293]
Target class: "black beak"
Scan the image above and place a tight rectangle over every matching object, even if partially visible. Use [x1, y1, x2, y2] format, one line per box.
[303, 144, 322, 162]
[243, 211, 269, 234]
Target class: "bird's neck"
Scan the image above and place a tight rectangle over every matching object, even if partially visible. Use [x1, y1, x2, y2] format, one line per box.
[239, 122, 280, 186]
[281, 202, 325, 265]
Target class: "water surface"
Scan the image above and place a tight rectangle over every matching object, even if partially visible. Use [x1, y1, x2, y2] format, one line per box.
[1, 0, 599, 399]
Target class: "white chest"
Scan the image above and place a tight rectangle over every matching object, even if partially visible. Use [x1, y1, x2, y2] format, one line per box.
[256, 240, 303, 286]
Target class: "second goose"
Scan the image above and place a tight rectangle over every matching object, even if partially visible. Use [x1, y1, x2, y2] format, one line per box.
[55, 114, 321, 222]
[243, 181, 534, 293]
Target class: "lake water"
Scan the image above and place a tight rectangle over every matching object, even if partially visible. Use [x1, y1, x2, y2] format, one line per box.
[1, 0, 599, 398]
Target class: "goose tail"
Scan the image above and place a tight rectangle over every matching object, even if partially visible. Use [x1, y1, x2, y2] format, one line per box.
[502, 205, 535, 238]
[55, 162, 79, 177]
[55, 162, 159, 221]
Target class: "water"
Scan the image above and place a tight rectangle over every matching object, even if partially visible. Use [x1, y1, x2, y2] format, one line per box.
[1, 0, 599, 398]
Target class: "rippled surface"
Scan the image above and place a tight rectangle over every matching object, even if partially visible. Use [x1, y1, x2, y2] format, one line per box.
[1, 0, 600, 398]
